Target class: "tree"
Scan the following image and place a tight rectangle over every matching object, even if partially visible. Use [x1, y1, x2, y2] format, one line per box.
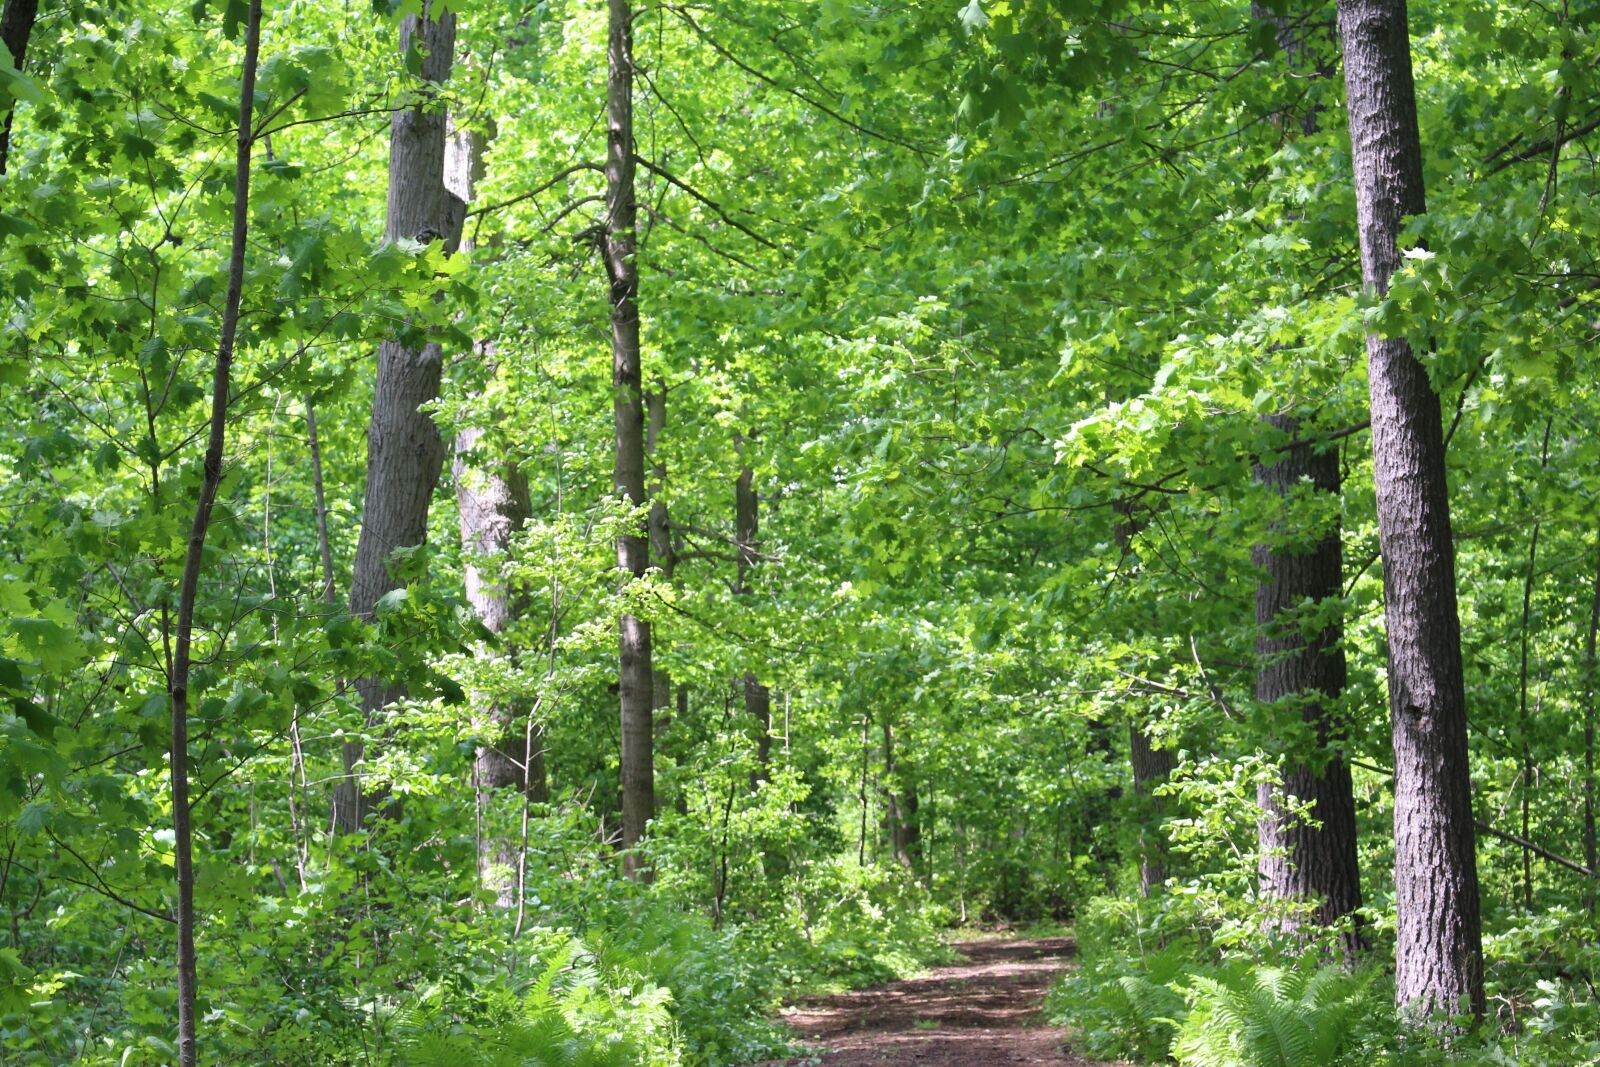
[1336, 0, 1483, 1019]
[334, 2, 459, 834]
[647, 386, 679, 754]
[167, 1, 263, 1058]
[1250, 2, 1363, 961]
[0, 0, 38, 174]
[1253, 419, 1363, 959]
[883, 718, 920, 874]
[606, 0, 653, 877]
[1115, 497, 1175, 897]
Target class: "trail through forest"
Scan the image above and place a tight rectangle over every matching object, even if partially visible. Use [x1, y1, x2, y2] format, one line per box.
[775, 937, 1113, 1067]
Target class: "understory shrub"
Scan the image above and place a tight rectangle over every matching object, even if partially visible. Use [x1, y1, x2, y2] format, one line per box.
[1050, 894, 1600, 1067]
[386, 936, 680, 1067]
[1172, 963, 1387, 1067]
[756, 855, 954, 991]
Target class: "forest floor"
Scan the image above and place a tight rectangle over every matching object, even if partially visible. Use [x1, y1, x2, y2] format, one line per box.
[772, 937, 1119, 1066]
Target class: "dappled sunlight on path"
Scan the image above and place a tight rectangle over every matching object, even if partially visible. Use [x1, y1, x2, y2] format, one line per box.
[770, 938, 1123, 1067]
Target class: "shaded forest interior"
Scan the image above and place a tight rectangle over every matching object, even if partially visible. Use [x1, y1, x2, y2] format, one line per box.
[3, 0, 1600, 1065]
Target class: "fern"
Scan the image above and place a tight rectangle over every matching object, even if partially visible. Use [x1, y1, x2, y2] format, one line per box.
[1173, 961, 1383, 1067]
[387, 934, 680, 1067]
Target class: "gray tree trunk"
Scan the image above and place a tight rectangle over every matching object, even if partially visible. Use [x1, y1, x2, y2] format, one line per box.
[334, 5, 459, 834]
[1128, 719, 1175, 897]
[1253, 416, 1363, 960]
[1337, 0, 1483, 1019]
[607, 0, 654, 878]
[883, 720, 920, 873]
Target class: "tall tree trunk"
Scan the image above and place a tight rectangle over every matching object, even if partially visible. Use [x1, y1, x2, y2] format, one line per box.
[1251, 4, 1361, 958]
[167, 4, 261, 1060]
[1337, 0, 1483, 1020]
[735, 454, 772, 781]
[1115, 497, 1173, 896]
[457, 422, 545, 868]
[0, 0, 39, 175]
[333, 5, 459, 834]
[607, 0, 653, 878]
[1253, 416, 1363, 960]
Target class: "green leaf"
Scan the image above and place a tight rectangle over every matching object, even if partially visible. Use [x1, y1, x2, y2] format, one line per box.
[374, 588, 410, 618]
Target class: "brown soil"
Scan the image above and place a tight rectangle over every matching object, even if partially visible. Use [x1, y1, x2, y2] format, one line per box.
[770, 937, 1121, 1067]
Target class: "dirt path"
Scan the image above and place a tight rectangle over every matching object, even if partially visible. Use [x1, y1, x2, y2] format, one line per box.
[775, 937, 1116, 1066]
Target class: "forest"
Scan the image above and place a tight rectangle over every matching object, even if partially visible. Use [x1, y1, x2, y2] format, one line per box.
[1, 0, 1599, 1064]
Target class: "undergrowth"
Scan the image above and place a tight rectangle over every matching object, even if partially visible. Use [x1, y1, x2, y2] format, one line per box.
[1048, 895, 1600, 1067]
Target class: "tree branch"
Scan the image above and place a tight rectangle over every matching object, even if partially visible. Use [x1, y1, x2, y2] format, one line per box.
[466, 162, 605, 219]
[631, 154, 780, 251]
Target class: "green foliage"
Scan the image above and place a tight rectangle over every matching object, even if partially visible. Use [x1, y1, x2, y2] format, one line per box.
[593, 908, 793, 1066]
[1047, 895, 1211, 1061]
[6, 0, 1600, 1063]
[385, 937, 680, 1067]
[1055, 895, 1600, 1067]
[1049, 923, 1388, 1067]
[1173, 963, 1386, 1067]
[759, 857, 954, 992]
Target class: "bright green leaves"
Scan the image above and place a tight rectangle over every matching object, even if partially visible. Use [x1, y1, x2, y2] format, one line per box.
[0, 39, 41, 109]
[374, 587, 409, 619]
[257, 45, 346, 115]
[1, 577, 88, 677]
[0, 655, 68, 821]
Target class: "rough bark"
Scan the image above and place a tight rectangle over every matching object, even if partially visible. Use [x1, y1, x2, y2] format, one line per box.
[1253, 416, 1363, 959]
[1337, 0, 1483, 1019]
[1249, 2, 1362, 959]
[607, 0, 653, 877]
[333, 5, 459, 835]
[167, 4, 261, 1060]
[454, 415, 546, 788]
[0, 0, 39, 175]
[458, 419, 546, 889]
